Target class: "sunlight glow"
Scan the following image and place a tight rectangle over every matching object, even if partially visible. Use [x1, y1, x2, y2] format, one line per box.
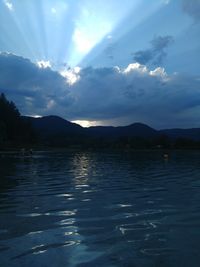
[72, 29, 94, 54]
[0, 1, 144, 68]
[72, 120, 98, 128]
[60, 67, 80, 85]
[150, 67, 167, 78]
[68, 3, 116, 66]
[0, 0, 166, 69]
[29, 115, 42, 118]
[124, 63, 148, 73]
[123, 63, 168, 80]
[37, 60, 51, 68]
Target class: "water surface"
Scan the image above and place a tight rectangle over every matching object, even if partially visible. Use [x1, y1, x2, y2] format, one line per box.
[0, 150, 200, 267]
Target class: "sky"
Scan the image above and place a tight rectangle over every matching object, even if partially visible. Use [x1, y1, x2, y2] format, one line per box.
[0, 0, 200, 129]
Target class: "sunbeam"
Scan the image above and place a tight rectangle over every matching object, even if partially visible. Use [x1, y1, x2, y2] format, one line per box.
[80, 0, 168, 67]
[0, 0, 200, 128]
[0, 0, 169, 70]
[0, 1, 36, 60]
[68, 0, 138, 66]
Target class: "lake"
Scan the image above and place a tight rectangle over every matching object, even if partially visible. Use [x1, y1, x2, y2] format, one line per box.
[0, 150, 200, 267]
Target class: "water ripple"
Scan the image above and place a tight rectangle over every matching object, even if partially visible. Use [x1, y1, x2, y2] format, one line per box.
[0, 150, 200, 266]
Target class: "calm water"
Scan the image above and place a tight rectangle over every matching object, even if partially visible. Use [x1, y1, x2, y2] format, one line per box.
[0, 150, 200, 267]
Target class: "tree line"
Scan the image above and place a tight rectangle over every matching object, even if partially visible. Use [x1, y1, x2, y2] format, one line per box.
[0, 93, 35, 148]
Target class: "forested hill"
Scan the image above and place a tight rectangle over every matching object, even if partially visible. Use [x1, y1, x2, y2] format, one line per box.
[27, 116, 200, 149]
[1, 93, 200, 149]
[0, 93, 35, 147]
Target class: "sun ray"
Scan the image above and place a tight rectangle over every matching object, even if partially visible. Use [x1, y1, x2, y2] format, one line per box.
[3, 2, 37, 60]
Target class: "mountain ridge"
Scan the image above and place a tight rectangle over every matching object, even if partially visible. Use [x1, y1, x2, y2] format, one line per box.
[23, 115, 200, 141]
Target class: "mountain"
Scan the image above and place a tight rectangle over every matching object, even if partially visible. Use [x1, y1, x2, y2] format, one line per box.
[23, 115, 83, 136]
[86, 123, 158, 138]
[26, 116, 158, 139]
[3, 93, 200, 149]
[25, 115, 200, 140]
[23, 116, 85, 146]
[23, 115, 200, 148]
[160, 128, 200, 141]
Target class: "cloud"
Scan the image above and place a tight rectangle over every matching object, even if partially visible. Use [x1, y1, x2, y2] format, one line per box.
[37, 60, 52, 69]
[4, 0, 13, 11]
[0, 52, 71, 116]
[0, 52, 200, 128]
[60, 67, 81, 85]
[67, 63, 200, 128]
[133, 35, 174, 66]
[182, 0, 200, 22]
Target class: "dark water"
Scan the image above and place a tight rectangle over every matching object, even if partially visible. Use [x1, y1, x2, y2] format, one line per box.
[0, 150, 200, 267]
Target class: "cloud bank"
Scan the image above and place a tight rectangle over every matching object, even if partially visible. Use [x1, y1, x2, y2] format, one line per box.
[0, 52, 200, 128]
[0, 53, 71, 115]
[133, 35, 174, 66]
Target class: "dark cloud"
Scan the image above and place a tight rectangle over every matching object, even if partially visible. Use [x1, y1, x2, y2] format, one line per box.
[0, 52, 71, 115]
[182, 0, 200, 22]
[69, 64, 200, 128]
[133, 35, 174, 66]
[1, 53, 200, 128]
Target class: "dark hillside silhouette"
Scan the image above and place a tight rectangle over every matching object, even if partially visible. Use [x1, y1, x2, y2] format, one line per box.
[1, 93, 200, 149]
[0, 93, 35, 148]
[86, 123, 158, 138]
[23, 115, 85, 147]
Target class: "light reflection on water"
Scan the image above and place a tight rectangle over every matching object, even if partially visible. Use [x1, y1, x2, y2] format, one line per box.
[0, 150, 200, 266]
